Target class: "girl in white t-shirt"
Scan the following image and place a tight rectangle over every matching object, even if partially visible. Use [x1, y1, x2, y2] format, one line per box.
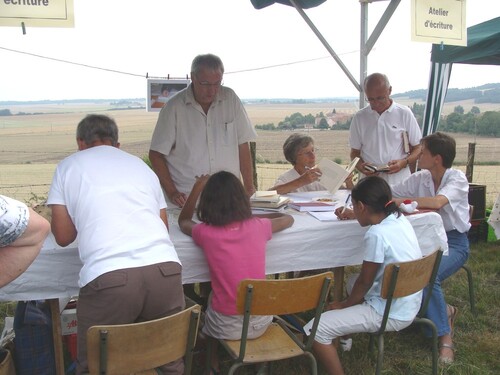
[303, 176, 422, 375]
[178, 171, 294, 374]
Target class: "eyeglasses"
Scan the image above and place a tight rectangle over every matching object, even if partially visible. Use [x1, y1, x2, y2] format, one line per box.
[195, 75, 223, 88]
[365, 95, 389, 103]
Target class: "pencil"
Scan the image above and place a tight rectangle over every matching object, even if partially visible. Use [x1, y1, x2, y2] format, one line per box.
[341, 193, 351, 214]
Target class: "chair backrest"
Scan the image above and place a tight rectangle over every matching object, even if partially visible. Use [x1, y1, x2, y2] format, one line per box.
[236, 271, 333, 316]
[379, 249, 443, 331]
[86, 304, 201, 375]
[381, 249, 443, 300]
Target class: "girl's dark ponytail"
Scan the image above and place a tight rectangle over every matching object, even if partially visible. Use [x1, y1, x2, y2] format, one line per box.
[351, 176, 401, 218]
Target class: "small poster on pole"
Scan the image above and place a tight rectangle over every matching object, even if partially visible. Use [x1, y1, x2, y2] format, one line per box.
[147, 79, 190, 112]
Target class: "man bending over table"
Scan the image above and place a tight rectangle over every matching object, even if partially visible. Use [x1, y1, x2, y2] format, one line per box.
[47, 114, 185, 375]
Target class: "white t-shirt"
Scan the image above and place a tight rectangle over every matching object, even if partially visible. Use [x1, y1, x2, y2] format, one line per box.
[150, 84, 257, 198]
[349, 101, 422, 184]
[0, 195, 29, 247]
[47, 146, 180, 287]
[391, 168, 471, 233]
[363, 214, 423, 321]
[274, 168, 326, 193]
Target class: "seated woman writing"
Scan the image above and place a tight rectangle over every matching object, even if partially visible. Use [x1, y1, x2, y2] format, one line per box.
[270, 133, 353, 194]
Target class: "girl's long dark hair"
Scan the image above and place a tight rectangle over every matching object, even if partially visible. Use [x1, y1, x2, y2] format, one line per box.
[351, 176, 401, 217]
[196, 171, 252, 226]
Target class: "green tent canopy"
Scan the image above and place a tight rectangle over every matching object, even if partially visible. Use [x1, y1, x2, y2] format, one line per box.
[422, 17, 500, 135]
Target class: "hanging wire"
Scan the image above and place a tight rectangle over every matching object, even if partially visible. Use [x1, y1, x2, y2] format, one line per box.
[0, 46, 144, 78]
[0, 45, 359, 79]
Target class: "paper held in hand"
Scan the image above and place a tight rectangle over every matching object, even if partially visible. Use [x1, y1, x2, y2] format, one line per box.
[317, 157, 359, 194]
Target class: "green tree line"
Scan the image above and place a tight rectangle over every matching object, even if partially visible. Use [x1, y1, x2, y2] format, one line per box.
[255, 104, 499, 137]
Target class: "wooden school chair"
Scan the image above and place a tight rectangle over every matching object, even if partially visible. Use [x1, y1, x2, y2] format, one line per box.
[86, 304, 201, 375]
[368, 249, 443, 375]
[206, 271, 333, 375]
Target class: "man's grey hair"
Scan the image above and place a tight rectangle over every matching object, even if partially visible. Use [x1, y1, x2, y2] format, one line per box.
[76, 114, 119, 146]
[364, 73, 391, 90]
[191, 54, 224, 76]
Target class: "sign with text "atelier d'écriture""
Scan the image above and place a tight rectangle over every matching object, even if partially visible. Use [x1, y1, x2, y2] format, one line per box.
[0, 0, 74, 28]
[411, 0, 467, 46]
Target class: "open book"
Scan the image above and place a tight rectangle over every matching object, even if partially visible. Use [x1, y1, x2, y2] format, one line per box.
[317, 157, 359, 194]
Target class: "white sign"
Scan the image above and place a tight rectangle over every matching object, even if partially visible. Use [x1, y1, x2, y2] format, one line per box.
[0, 0, 74, 28]
[411, 0, 467, 46]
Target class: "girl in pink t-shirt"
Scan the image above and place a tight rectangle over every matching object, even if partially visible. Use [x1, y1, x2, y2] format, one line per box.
[179, 171, 294, 374]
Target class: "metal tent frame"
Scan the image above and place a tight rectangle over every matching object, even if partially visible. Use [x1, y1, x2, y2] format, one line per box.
[251, 0, 402, 108]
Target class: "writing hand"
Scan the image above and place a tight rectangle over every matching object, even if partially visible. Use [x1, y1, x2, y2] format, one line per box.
[335, 206, 355, 220]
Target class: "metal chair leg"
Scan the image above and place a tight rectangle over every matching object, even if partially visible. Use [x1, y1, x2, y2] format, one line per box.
[461, 265, 477, 316]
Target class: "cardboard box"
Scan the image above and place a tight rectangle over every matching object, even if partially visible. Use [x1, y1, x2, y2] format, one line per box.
[60, 309, 77, 336]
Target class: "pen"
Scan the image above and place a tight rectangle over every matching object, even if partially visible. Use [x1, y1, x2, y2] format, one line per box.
[341, 193, 351, 214]
[305, 165, 321, 176]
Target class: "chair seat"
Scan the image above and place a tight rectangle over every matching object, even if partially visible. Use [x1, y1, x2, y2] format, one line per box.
[221, 323, 305, 363]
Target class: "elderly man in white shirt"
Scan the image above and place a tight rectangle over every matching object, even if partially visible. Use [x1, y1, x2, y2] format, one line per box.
[349, 73, 422, 184]
[149, 53, 257, 208]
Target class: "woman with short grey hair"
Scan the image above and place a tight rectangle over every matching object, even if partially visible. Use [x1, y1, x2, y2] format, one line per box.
[270, 133, 326, 194]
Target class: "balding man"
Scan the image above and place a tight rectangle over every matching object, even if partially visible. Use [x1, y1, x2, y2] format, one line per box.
[349, 73, 422, 184]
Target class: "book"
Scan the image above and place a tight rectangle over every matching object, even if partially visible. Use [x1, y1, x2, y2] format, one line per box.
[403, 131, 410, 154]
[250, 190, 281, 203]
[288, 201, 336, 212]
[317, 157, 359, 194]
[250, 196, 290, 210]
[364, 164, 391, 173]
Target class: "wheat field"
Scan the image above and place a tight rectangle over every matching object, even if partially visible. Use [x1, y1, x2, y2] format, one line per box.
[0, 101, 499, 204]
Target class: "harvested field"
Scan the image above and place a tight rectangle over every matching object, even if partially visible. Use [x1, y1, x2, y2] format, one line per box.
[1, 104, 499, 205]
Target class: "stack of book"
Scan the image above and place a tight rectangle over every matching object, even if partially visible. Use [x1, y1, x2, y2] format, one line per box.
[250, 191, 290, 211]
[288, 201, 336, 212]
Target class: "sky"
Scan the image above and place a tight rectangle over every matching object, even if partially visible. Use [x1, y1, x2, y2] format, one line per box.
[0, 0, 498, 102]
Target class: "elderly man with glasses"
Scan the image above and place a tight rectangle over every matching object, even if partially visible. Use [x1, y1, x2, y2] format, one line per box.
[149, 53, 257, 208]
[349, 73, 422, 184]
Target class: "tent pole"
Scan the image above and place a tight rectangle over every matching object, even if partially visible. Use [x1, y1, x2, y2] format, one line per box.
[360, 0, 401, 108]
[360, 2, 368, 108]
[288, 0, 361, 94]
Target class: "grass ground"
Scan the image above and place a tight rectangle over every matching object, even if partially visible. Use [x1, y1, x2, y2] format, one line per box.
[188, 239, 500, 375]
[2, 239, 498, 374]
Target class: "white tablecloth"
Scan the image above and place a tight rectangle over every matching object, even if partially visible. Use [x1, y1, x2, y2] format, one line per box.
[0, 208, 448, 302]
